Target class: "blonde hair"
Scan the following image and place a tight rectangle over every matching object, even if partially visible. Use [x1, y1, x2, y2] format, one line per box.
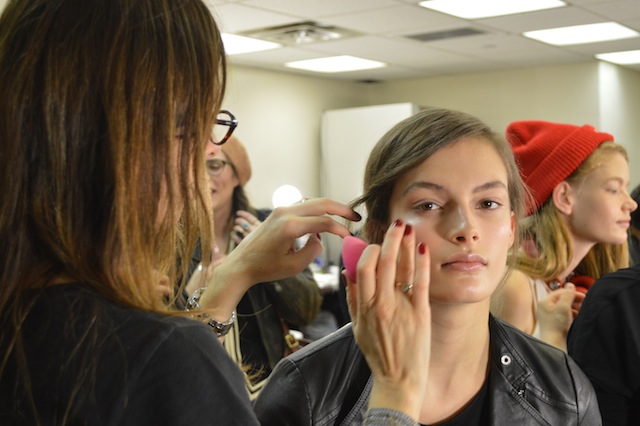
[513, 142, 630, 280]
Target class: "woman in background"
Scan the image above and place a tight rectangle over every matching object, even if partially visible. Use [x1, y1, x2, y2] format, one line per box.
[492, 121, 636, 351]
[189, 136, 322, 399]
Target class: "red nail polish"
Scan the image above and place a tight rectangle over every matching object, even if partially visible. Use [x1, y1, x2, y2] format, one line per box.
[418, 242, 426, 254]
[404, 224, 412, 236]
[393, 218, 404, 227]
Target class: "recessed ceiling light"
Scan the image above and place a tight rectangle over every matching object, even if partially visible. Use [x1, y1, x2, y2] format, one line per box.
[596, 49, 640, 65]
[524, 22, 639, 46]
[418, 0, 566, 19]
[221, 33, 281, 55]
[285, 56, 387, 73]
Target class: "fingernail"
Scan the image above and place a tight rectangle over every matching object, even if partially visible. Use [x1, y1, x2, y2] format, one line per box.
[404, 224, 412, 235]
[392, 218, 404, 228]
[418, 242, 426, 254]
[353, 212, 362, 220]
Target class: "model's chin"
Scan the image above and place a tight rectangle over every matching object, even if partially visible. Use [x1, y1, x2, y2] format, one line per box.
[607, 231, 630, 245]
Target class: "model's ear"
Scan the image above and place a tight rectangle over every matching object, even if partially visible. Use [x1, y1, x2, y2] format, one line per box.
[551, 181, 574, 215]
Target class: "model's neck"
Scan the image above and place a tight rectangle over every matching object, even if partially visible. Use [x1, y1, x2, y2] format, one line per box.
[429, 302, 491, 367]
[418, 302, 491, 425]
[562, 234, 596, 280]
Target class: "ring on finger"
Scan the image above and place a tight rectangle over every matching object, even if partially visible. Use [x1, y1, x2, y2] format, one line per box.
[242, 222, 250, 231]
[400, 283, 413, 293]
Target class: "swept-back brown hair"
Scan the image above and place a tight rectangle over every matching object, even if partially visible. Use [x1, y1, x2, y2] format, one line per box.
[351, 107, 528, 265]
[0, 0, 225, 417]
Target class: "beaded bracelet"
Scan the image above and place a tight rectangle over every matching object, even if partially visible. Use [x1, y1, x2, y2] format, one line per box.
[185, 287, 236, 337]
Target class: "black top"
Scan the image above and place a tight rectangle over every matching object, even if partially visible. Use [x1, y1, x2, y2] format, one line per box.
[0, 285, 258, 425]
[568, 264, 640, 426]
[419, 378, 490, 426]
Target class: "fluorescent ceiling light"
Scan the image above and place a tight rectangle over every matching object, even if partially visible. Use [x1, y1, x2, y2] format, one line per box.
[596, 49, 640, 65]
[524, 22, 639, 46]
[418, 0, 566, 19]
[285, 56, 386, 73]
[222, 33, 281, 55]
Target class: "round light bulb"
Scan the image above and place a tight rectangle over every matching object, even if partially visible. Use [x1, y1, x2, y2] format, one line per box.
[272, 184, 302, 208]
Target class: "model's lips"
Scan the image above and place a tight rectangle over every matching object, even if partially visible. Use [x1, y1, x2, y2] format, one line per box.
[442, 253, 487, 272]
[617, 220, 630, 227]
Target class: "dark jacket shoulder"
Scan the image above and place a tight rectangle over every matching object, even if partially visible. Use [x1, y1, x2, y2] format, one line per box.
[255, 316, 601, 426]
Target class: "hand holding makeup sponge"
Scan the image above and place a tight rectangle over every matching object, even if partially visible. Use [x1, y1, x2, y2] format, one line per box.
[342, 236, 368, 282]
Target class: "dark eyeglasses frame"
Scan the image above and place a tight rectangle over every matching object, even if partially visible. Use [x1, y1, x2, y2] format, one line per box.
[206, 158, 232, 176]
[212, 109, 238, 146]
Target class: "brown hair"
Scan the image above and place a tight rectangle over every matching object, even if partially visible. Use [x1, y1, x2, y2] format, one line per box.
[351, 107, 528, 274]
[0, 0, 225, 421]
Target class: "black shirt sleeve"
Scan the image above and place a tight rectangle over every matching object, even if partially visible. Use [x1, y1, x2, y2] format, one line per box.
[567, 266, 640, 426]
[114, 320, 259, 426]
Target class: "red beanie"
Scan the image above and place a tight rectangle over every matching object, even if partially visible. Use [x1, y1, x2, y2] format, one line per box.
[506, 120, 614, 216]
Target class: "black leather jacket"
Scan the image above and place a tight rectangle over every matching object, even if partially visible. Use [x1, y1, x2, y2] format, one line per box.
[254, 315, 601, 425]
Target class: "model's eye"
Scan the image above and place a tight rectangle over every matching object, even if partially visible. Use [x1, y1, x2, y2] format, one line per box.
[480, 200, 500, 209]
[417, 202, 440, 211]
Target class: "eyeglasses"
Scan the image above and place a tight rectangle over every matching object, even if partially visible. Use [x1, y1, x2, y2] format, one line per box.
[211, 110, 238, 146]
[206, 158, 231, 176]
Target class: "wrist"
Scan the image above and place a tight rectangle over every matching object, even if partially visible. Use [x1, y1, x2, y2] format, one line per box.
[369, 377, 425, 421]
[539, 329, 568, 351]
[197, 259, 248, 318]
[185, 287, 236, 337]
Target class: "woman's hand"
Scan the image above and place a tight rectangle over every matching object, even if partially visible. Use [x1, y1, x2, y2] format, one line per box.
[537, 283, 579, 351]
[199, 198, 360, 319]
[231, 210, 261, 245]
[347, 219, 431, 421]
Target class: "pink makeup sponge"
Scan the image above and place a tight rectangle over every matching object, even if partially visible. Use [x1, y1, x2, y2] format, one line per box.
[342, 236, 368, 282]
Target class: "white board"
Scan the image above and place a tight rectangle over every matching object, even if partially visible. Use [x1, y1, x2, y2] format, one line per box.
[320, 102, 420, 264]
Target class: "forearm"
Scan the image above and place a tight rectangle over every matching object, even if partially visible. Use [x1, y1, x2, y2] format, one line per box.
[198, 250, 252, 323]
[539, 326, 568, 351]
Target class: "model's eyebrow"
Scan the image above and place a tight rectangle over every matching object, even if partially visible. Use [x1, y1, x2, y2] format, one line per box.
[607, 176, 626, 185]
[473, 180, 508, 193]
[403, 180, 507, 196]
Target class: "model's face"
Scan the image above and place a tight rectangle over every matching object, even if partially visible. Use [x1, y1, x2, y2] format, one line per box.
[206, 150, 238, 211]
[565, 152, 637, 245]
[389, 136, 515, 306]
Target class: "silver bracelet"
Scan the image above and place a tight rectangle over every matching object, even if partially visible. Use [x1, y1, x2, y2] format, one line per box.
[185, 287, 236, 337]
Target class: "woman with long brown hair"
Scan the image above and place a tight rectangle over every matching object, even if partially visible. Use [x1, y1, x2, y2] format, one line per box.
[0, 1, 431, 424]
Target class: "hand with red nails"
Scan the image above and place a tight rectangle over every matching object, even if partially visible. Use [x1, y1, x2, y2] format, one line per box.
[344, 219, 431, 421]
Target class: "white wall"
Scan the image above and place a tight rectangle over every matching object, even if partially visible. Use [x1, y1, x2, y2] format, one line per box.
[222, 65, 371, 208]
[225, 62, 639, 211]
[368, 62, 603, 138]
[598, 62, 640, 187]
